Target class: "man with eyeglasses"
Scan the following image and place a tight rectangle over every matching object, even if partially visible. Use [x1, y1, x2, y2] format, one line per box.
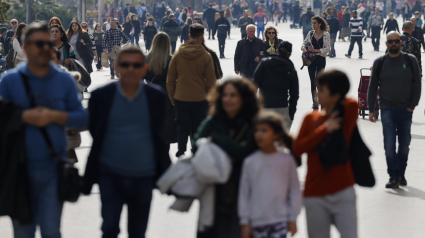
[0, 22, 87, 238]
[83, 45, 171, 237]
[162, 14, 182, 54]
[368, 31, 421, 189]
[103, 19, 130, 79]
[327, 10, 340, 57]
[4, 19, 18, 55]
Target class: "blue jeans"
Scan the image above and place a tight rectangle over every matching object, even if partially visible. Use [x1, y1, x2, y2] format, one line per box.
[381, 108, 413, 179]
[0, 58, 6, 74]
[12, 166, 63, 238]
[109, 58, 115, 76]
[98, 170, 155, 238]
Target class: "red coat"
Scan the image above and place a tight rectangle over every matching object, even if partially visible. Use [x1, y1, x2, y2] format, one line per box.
[338, 11, 343, 26]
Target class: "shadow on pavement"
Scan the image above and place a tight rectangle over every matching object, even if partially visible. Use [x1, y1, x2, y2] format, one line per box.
[386, 186, 425, 200]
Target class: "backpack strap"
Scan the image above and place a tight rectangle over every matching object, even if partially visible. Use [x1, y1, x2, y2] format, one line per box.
[375, 55, 386, 83]
[402, 52, 414, 75]
[376, 53, 415, 83]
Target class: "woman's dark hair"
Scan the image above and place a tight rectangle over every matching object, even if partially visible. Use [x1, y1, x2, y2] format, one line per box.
[67, 21, 84, 39]
[208, 78, 262, 121]
[12, 23, 27, 46]
[50, 24, 69, 43]
[48, 17, 63, 28]
[316, 69, 350, 98]
[52, 47, 61, 61]
[186, 17, 193, 24]
[311, 16, 329, 32]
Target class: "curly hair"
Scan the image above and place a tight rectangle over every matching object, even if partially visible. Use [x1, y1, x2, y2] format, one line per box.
[208, 78, 262, 122]
[311, 16, 329, 32]
[265, 25, 279, 41]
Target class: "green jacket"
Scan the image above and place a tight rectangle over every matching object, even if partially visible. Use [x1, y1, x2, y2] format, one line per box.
[162, 26, 182, 42]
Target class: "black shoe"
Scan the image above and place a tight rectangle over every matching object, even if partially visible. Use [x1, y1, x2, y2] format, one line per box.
[175, 151, 185, 158]
[84, 88, 88, 92]
[399, 175, 407, 186]
[212, 37, 215, 40]
[345, 54, 351, 58]
[385, 178, 400, 188]
[221, 54, 225, 58]
[329, 54, 335, 58]
[359, 55, 362, 59]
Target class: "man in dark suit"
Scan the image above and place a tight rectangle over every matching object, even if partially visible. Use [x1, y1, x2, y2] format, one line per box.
[83, 45, 171, 238]
[411, 17, 425, 50]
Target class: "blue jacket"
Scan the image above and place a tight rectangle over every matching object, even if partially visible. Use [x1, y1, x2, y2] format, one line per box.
[82, 82, 172, 194]
[327, 17, 340, 33]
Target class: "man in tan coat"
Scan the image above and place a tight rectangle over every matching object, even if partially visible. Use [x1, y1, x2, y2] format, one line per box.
[167, 23, 216, 158]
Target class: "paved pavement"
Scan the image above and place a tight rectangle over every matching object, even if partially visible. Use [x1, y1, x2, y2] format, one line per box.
[1, 17, 425, 238]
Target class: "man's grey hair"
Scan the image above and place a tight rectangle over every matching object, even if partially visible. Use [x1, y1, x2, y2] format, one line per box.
[402, 21, 414, 31]
[246, 24, 256, 31]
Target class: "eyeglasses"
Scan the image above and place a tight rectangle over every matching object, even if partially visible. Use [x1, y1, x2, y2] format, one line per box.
[11, 22, 17, 24]
[267, 31, 276, 34]
[50, 30, 60, 34]
[118, 62, 144, 68]
[387, 39, 400, 44]
[27, 40, 54, 49]
[82, 26, 88, 29]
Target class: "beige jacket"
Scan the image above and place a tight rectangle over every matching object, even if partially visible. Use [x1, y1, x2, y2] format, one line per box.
[167, 40, 216, 104]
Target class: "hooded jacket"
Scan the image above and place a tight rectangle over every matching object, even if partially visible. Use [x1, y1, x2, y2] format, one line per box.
[299, 11, 315, 31]
[253, 55, 299, 119]
[166, 40, 216, 104]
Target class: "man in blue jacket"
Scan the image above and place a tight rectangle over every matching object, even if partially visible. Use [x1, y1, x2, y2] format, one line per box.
[83, 45, 171, 238]
[0, 22, 87, 238]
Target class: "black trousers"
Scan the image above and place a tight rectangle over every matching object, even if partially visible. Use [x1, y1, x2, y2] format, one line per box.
[371, 26, 381, 50]
[348, 37, 363, 56]
[145, 39, 153, 52]
[307, 56, 326, 103]
[174, 100, 209, 156]
[207, 21, 215, 37]
[95, 45, 103, 70]
[241, 62, 256, 80]
[218, 34, 226, 55]
[171, 41, 176, 54]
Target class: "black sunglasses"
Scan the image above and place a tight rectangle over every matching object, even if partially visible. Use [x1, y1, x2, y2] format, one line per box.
[82, 25, 88, 28]
[387, 39, 400, 44]
[267, 31, 276, 34]
[11, 22, 17, 24]
[118, 62, 144, 68]
[27, 40, 54, 49]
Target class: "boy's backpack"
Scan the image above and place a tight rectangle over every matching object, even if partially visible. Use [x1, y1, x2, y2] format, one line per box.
[5, 48, 16, 70]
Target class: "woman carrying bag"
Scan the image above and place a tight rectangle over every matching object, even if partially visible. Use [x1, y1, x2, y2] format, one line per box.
[12, 23, 27, 66]
[50, 24, 75, 66]
[66, 21, 94, 74]
[93, 23, 104, 71]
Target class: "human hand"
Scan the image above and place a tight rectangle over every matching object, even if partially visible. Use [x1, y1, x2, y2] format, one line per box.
[103, 49, 107, 54]
[80, 39, 85, 45]
[308, 46, 315, 52]
[325, 111, 342, 133]
[302, 48, 307, 53]
[244, 22, 248, 25]
[235, 70, 240, 75]
[288, 221, 297, 236]
[260, 51, 264, 56]
[369, 112, 377, 122]
[64, 58, 71, 65]
[22, 107, 53, 127]
[407, 108, 414, 112]
[241, 225, 252, 238]
[255, 57, 260, 62]
[95, 36, 98, 40]
[144, 40, 147, 44]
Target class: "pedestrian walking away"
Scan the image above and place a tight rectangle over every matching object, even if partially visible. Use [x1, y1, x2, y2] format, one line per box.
[367, 32, 421, 189]
[0, 22, 87, 238]
[162, 14, 182, 54]
[239, 112, 302, 238]
[166, 24, 216, 158]
[103, 18, 130, 79]
[346, 10, 363, 58]
[213, 11, 231, 58]
[293, 70, 359, 238]
[238, 10, 255, 39]
[234, 24, 266, 80]
[254, 41, 299, 130]
[327, 10, 340, 57]
[340, 7, 351, 42]
[302, 16, 331, 109]
[367, 7, 384, 51]
[83, 45, 171, 238]
[299, 7, 315, 40]
[410, 17, 425, 50]
[181, 18, 193, 44]
[193, 79, 260, 238]
[399, 21, 422, 74]
[204, 3, 219, 40]
[291, 1, 302, 29]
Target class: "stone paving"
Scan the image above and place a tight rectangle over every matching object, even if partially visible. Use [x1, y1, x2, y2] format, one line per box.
[1, 16, 425, 238]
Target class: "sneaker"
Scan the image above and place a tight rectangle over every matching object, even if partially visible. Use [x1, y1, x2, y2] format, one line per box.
[359, 55, 362, 59]
[329, 54, 335, 58]
[399, 175, 407, 186]
[345, 54, 350, 58]
[175, 151, 185, 158]
[84, 88, 88, 93]
[222, 54, 225, 58]
[385, 178, 400, 188]
[212, 37, 215, 40]
[111, 75, 115, 79]
[97, 69, 100, 71]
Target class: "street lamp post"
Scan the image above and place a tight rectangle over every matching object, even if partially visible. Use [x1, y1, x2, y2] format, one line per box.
[26, 0, 31, 24]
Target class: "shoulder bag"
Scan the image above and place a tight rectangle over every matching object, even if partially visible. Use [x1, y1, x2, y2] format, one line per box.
[20, 72, 81, 203]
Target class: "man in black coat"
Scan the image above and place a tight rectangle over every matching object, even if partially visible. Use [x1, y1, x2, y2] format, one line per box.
[234, 24, 266, 79]
[213, 11, 231, 58]
[410, 17, 425, 50]
[83, 46, 171, 237]
[253, 41, 299, 129]
[203, 3, 218, 39]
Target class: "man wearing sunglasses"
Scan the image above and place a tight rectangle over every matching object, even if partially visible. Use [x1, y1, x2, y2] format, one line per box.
[83, 45, 171, 238]
[4, 19, 18, 55]
[368, 31, 421, 189]
[0, 22, 87, 237]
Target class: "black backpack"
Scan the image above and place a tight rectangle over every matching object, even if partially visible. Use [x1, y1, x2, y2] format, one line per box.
[376, 53, 414, 80]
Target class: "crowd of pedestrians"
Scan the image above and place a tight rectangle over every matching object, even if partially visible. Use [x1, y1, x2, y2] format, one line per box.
[0, 1, 424, 238]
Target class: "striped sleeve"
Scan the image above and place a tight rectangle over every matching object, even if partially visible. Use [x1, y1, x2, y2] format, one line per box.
[350, 17, 363, 37]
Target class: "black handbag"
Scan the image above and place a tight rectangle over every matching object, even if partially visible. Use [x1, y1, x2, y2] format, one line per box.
[20, 73, 82, 203]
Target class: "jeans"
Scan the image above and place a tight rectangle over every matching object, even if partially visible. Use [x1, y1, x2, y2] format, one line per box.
[131, 34, 140, 45]
[257, 24, 265, 39]
[99, 170, 155, 238]
[207, 21, 215, 37]
[218, 34, 226, 55]
[381, 108, 413, 179]
[303, 30, 310, 40]
[174, 99, 209, 156]
[171, 41, 177, 54]
[12, 166, 63, 238]
[307, 56, 326, 103]
[0, 58, 6, 74]
[96, 45, 103, 70]
[109, 58, 115, 76]
[330, 33, 337, 56]
[371, 26, 381, 50]
[348, 37, 363, 56]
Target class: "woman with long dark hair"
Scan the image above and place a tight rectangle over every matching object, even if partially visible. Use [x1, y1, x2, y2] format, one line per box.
[144, 17, 158, 52]
[193, 79, 261, 238]
[12, 23, 27, 66]
[181, 17, 192, 43]
[66, 21, 94, 73]
[93, 23, 104, 70]
[50, 24, 75, 66]
[179, 8, 189, 26]
[301, 16, 330, 109]
[122, 16, 134, 44]
[131, 14, 141, 45]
